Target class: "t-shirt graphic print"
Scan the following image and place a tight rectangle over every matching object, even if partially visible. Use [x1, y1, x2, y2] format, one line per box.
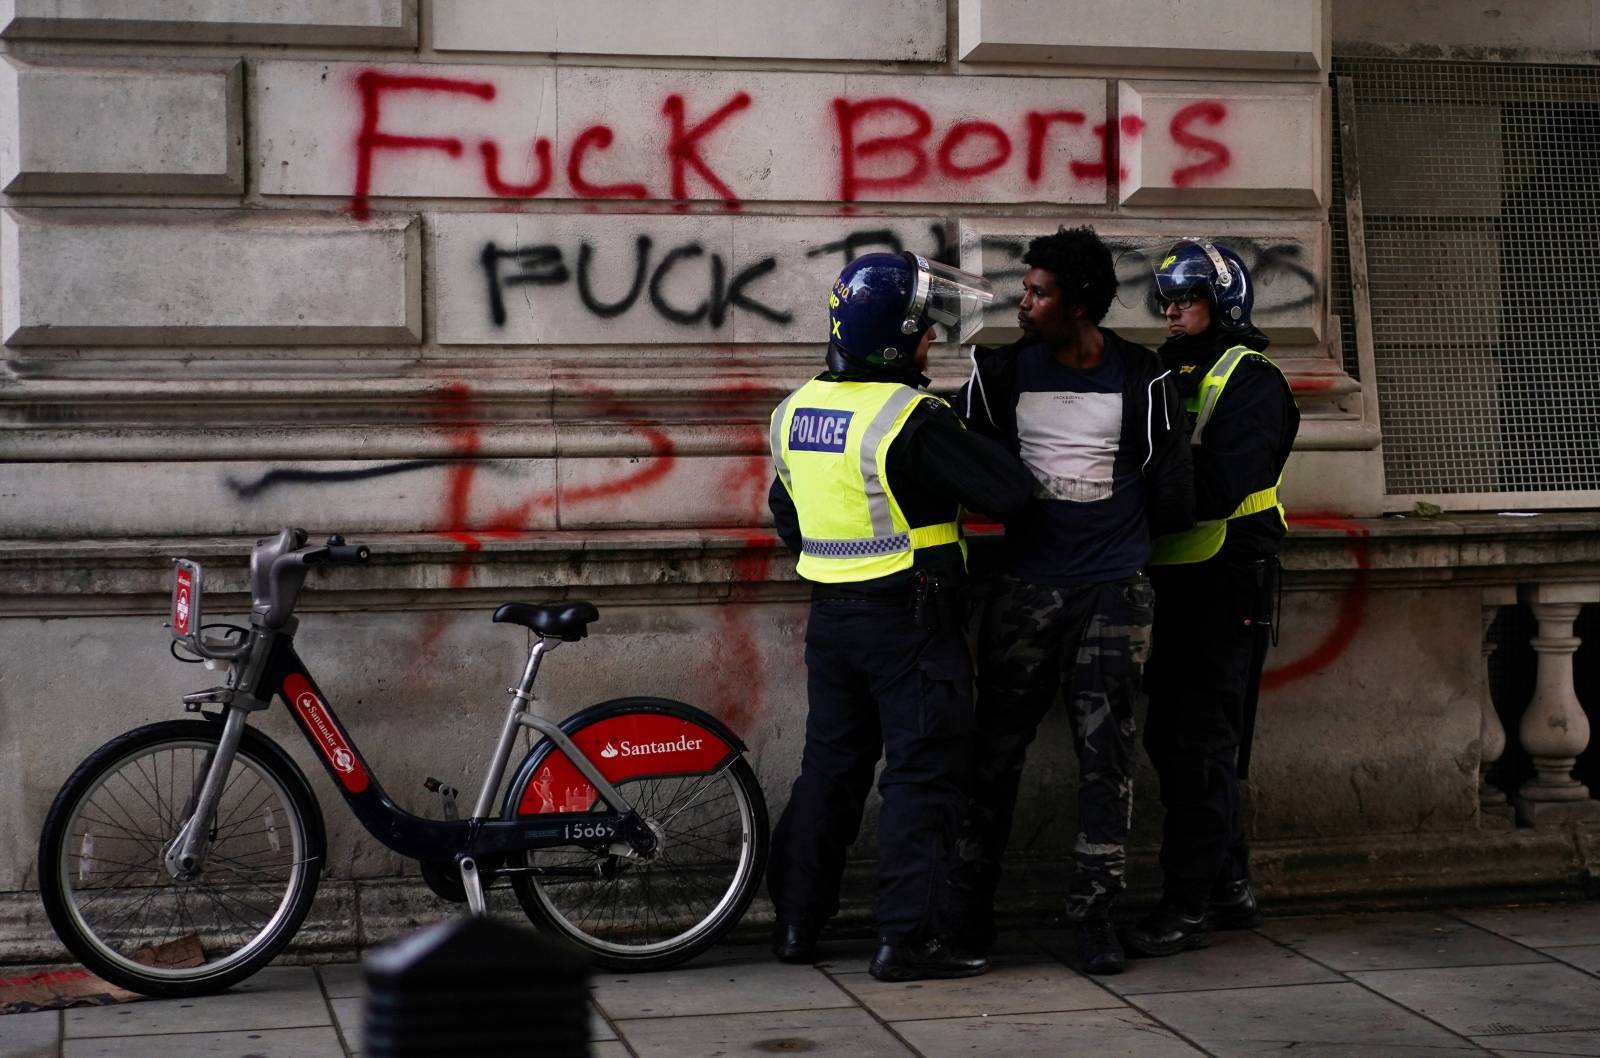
[1016, 389, 1122, 503]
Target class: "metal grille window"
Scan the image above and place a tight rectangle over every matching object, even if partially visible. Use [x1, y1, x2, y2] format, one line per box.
[1334, 58, 1600, 503]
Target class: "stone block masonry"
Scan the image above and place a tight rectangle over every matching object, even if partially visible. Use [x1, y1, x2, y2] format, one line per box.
[960, 0, 1327, 71]
[431, 0, 948, 62]
[0, 0, 415, 47]
[0, 57, 242, 194]
[0, 210, 421, 346]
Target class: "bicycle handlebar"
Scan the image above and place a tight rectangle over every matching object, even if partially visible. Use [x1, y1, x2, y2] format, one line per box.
[252, 528, 371, 631]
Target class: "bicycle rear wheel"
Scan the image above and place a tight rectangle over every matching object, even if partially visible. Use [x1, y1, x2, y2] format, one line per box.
[37, 720, 324, 997]
[503, 698, 768, 971]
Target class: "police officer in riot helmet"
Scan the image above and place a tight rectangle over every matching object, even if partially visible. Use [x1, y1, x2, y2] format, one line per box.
[1124, 240, 1299, 958]
[767, 251, 1033, 981]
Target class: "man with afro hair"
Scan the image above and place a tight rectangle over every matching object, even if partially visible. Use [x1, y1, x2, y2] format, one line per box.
[947, 226, 1193, 975]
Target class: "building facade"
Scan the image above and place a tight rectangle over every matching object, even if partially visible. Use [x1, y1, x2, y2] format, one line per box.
[2, 0, 1597, 960]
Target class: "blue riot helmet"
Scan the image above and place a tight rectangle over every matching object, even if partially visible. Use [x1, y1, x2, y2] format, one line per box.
[1153, 239, 1253, 334]
[828, 252, 995, 369]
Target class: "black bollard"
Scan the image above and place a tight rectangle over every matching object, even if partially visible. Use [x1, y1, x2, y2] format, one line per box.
[363, 915, 591, 1058]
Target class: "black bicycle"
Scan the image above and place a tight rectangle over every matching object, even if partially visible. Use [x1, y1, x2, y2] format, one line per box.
[37, 527, 769, 996]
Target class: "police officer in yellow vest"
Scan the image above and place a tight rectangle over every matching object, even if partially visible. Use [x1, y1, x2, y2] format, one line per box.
[767, 252, 1034, 982]
[1125, 240, 1300, 958]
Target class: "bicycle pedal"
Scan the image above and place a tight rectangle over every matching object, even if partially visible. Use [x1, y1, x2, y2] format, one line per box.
[423, 777, 460, 821]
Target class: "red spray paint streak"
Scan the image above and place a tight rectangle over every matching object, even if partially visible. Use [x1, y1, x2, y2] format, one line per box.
[1169, 101, 1232, 188]
[696, 449, 780, 734]
[1260, 514, 1371, 691]
[351, 70, 496, 220]
[415, 382, 678, 648]
[663, 91, 752, 204]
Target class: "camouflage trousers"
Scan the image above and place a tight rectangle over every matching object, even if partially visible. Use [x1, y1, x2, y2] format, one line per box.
[948, 572, 1153, 932]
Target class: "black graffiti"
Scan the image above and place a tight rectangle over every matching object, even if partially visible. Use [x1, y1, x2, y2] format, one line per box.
[978, 234, 1321, 320]
[803, 222, 955, 269]
[225, 460, 446, 500]
[480, 243, 570, 327]
[482, 236, 792, 329]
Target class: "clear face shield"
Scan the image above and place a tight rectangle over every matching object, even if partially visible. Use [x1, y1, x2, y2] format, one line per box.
[1144, 239, 1232, 304]
[901, 254, 994, 345]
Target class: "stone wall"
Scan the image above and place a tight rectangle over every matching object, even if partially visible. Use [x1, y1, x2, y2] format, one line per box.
[5, 0, 1595, 960]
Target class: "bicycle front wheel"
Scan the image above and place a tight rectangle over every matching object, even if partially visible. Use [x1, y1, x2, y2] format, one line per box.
[504, 698, 768, 971]
[37, 720, 324, 997]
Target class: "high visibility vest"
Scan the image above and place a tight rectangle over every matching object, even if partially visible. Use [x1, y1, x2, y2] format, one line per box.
[1150, 346, 1288, 566]
[770, 379, 963, 584]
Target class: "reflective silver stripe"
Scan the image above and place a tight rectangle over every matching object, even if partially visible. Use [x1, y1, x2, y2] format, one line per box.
[858, 387, 924, 538]
[1191, 347, 1250, 445]
[802, 533, 911, 558]
[769, 390, 801, 492]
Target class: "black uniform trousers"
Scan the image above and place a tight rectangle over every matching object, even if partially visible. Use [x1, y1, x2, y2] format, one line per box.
[1143, 555, 1269, 907]
[767, 594, 974, 943]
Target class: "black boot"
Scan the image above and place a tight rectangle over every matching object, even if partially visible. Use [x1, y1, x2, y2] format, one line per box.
[771, 919, 819, 964]
[869, 937, 988, 982]
[1075, 915, 1125, 976]
[1123, 902, 1211, 958]
[1210, 879, 1263, 930]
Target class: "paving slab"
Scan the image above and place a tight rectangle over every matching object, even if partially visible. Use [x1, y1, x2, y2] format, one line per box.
[831, 958, 1124, 1019]
[63, 967, 327, 1039]
[617, 1005, 916, 1057]
[1475, 1029, 1600, 1055]
[329, 996, 359, 1050]
[593, 946, 853, 1019]
[0, 1009, 58, 1058]
[1131, 981, 1476, 1056]
[591, 1044, 630, 1058]
[1540, 945, 1600, 976]
[318, 962, 364, 999]
[1263, 912, 1549, 972]
[1455, 904, 1600, 950]
[894, 1007, 1209, 1058]
[1102, 929, 1342, 994]
[62, 1025, 345, 1058]
[1351, 962, 1600, 1037]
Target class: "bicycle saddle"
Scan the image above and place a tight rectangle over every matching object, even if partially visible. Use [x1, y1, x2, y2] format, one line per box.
[492, 601, 600, 641]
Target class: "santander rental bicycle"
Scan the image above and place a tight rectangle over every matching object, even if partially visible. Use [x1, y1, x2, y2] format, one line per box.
[37, 527, 769, 996]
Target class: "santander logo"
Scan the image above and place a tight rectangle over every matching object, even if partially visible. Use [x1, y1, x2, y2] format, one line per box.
[284, 676, 368, 793]
[172, 567, 194, 635]
[603, 735, 705, 758]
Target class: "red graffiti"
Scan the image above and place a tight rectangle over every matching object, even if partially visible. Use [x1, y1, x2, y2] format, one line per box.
[413, 382, 680, 648]
[664, 92, 752, 203]
[480, 138, 553, 197]
[1260, 514, 1370, 690]
[1070, 121, 1125, 184]
[352, 70, 495, 220]
[567, 126, 649, 199]
[1170, 101, 1232, 188]
[349, 69, 1241, 211]
[832, 97, 934, 202]
[937, 121, 1012, 179]
[1024, 110, 1086, 183]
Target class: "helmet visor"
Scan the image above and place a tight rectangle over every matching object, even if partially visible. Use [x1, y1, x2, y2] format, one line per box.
[1146, 238, 1229, 301]
[905, 255, 994, 345]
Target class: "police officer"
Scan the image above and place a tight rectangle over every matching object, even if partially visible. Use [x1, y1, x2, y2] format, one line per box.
[1125, 240, 1300, 958]
[767, 252, 1034, 982]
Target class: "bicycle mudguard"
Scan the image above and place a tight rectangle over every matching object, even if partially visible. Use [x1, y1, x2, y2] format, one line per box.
[514, 701, 740, 816]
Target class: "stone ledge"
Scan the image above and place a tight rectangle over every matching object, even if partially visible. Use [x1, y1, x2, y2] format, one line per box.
[4, 514, 1599, 603]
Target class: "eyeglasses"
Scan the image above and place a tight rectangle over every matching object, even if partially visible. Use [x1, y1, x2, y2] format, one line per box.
[1155, 294, 1202, 311]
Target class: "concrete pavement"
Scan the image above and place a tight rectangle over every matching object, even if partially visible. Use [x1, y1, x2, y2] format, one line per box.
[7, 902, 1600, 1057]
